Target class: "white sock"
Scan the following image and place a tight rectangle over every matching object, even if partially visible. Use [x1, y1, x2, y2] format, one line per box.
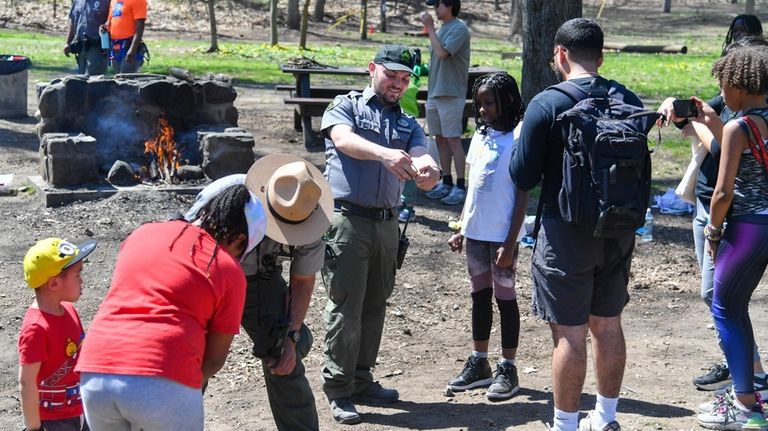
[731, 389, 753, 411]
[500, 357, 516, 366]
[472, 351, 488, 359]
[755, 372, 767, 379]
[553, 408, 578, 431]
[594, 394, 619, 428]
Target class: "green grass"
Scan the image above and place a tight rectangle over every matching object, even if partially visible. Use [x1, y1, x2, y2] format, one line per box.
[0, 27, 712, 172]
[1, 28, 722, 101]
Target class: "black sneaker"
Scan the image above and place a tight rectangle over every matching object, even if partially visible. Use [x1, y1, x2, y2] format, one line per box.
[447, 356, 493, 391]
[351, 381, 399, 404]
[486, 362, 520, 401]
[693, 363, 732, 391]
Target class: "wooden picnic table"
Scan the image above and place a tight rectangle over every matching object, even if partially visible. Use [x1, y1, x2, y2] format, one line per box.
[279, 65, 502, 149]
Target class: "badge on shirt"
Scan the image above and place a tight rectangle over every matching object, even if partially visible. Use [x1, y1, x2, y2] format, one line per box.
[397, 118, 410, 128]
[326, 96, 343, 111]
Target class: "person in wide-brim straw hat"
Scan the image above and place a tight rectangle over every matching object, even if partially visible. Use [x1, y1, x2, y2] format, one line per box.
[245, 153, 333, 246]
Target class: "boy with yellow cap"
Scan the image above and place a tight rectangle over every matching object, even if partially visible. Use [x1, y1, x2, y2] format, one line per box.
[18, 238, 96, 431]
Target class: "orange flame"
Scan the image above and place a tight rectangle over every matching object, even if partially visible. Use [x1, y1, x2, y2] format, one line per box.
[144, 114, 180, 178]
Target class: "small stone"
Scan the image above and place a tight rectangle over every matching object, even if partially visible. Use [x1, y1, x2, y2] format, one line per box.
[443, 386, 455, 397]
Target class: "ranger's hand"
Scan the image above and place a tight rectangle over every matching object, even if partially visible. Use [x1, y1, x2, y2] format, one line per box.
[268, 340, 297, 376]
[380, 148, 416, 181]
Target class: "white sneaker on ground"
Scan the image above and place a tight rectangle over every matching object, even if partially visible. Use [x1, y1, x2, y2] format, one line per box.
[578, 411, 621, 431]
[697, 395, 768, 430]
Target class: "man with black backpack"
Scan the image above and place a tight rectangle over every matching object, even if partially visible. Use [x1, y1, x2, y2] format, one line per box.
[508, 19, 658, 431]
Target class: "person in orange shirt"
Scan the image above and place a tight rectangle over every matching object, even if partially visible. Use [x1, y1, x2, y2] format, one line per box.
[100, 0, 147, 73]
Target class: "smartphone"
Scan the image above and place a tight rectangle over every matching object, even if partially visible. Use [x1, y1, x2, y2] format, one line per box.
[673, 99, 699, 118]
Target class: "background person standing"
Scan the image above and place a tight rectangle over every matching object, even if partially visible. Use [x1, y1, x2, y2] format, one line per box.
[102, 0, 147, 73]
[419, 0, 471, 206]
[65, 0, 109, 75]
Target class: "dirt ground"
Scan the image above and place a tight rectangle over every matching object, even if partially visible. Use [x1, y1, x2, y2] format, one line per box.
[2, 1, 768, 430]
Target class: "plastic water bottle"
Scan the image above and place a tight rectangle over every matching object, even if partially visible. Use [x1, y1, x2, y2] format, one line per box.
[640, 208, 654, 242]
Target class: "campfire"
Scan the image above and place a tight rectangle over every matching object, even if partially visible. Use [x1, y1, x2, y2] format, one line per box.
[143, 114, 181, 184]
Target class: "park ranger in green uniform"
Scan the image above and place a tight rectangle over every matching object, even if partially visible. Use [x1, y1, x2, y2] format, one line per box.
[320, 44, 442, 425]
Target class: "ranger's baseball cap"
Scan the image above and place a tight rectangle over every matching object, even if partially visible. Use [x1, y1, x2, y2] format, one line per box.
[23, 238, 97, 288]
[373, 45, 416, 75]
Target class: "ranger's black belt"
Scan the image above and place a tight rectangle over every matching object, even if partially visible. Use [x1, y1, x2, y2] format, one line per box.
[334, 200, 395, 221]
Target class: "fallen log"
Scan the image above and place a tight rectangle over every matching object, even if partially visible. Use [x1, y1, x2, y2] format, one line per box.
[603, 41, 687, 54]
[170, 67, 195, 81]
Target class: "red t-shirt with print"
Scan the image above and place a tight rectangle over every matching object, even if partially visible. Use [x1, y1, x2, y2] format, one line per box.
[18, 302, 85, 421]
[76, 221, 246, 389]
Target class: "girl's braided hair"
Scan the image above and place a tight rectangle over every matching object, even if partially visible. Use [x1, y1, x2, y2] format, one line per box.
[198, 184, 250, 245]
[471, 72, 524, 134]
[712, 45, 768, 96]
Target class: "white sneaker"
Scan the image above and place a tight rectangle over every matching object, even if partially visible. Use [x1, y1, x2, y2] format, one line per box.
[698, 391, 731, 414]
[426, 183, 450, 199]
[578, 411, 621, 430]
[697, 395, 768, 430]
[441, 186, 466, 205]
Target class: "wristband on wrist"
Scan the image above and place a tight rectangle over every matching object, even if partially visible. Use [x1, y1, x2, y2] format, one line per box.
[704, 224, 724, 242]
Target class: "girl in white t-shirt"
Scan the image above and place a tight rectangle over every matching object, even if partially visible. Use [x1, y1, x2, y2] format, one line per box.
[446, 72, 526, 401]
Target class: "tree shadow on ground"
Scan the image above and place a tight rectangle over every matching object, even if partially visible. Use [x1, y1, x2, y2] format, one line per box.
[359, 388, 693, 430]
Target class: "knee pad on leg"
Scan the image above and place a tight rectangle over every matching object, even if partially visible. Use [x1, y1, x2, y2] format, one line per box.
[472, 288, 493, 341]
[496, 298, 520, 349]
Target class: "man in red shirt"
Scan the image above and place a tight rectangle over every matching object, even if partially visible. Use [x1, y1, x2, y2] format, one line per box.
[102, 0, 147, 73]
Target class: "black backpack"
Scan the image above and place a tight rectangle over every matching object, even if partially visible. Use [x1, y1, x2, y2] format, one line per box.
[539, 80, 661, 239]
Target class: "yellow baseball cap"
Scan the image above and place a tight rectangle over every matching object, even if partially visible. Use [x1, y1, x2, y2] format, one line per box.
[23, 238, 97, 289]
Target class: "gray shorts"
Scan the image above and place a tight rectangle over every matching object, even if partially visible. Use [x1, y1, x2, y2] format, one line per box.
[531, 216, 633, 325]
[425, 96, 465, 138]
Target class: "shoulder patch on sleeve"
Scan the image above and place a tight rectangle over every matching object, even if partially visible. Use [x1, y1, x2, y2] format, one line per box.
[326, 96, 343, 111]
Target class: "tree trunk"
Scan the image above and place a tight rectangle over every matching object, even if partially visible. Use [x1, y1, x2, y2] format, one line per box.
[313, 0, 326, 21]
[206, 0, 219, 52]
[380, 0, 387, 33]
[299, 0, 311, 49]
[521, 0, 582, 104]
[288, 0, 300, 30]
[663, 0, 671, 13]
[359, 0, 368, 40]
[270, 0, 278, 45]
[509, 0, 523, 40]
[746, 0, 755, 14]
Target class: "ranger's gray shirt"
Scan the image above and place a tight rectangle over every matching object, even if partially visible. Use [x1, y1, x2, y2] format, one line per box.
[240, 237, 325, 278]
[69, 0, 110, 41]
[321, 86, 427, 209]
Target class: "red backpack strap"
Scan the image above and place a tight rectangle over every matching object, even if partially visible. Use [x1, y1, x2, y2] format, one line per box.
[742, 115, 768, 175]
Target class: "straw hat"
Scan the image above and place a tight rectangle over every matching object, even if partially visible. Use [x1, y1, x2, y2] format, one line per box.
[245, 154, 333, 246]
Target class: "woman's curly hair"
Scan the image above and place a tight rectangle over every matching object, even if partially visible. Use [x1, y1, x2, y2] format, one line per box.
[712, 45, 768, 95]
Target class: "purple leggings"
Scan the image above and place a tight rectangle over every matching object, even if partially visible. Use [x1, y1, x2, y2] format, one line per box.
[712, 219, 768, 395]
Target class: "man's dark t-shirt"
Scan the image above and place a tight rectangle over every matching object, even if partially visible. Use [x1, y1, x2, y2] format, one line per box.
[509, 76, 643, 216]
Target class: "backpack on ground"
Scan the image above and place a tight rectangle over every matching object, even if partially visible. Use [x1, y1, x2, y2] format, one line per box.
[545, 80, 661, 239]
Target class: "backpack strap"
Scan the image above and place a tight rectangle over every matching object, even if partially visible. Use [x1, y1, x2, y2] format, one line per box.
[741, 115, 768, 179]
[531, 82, 590, 242]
